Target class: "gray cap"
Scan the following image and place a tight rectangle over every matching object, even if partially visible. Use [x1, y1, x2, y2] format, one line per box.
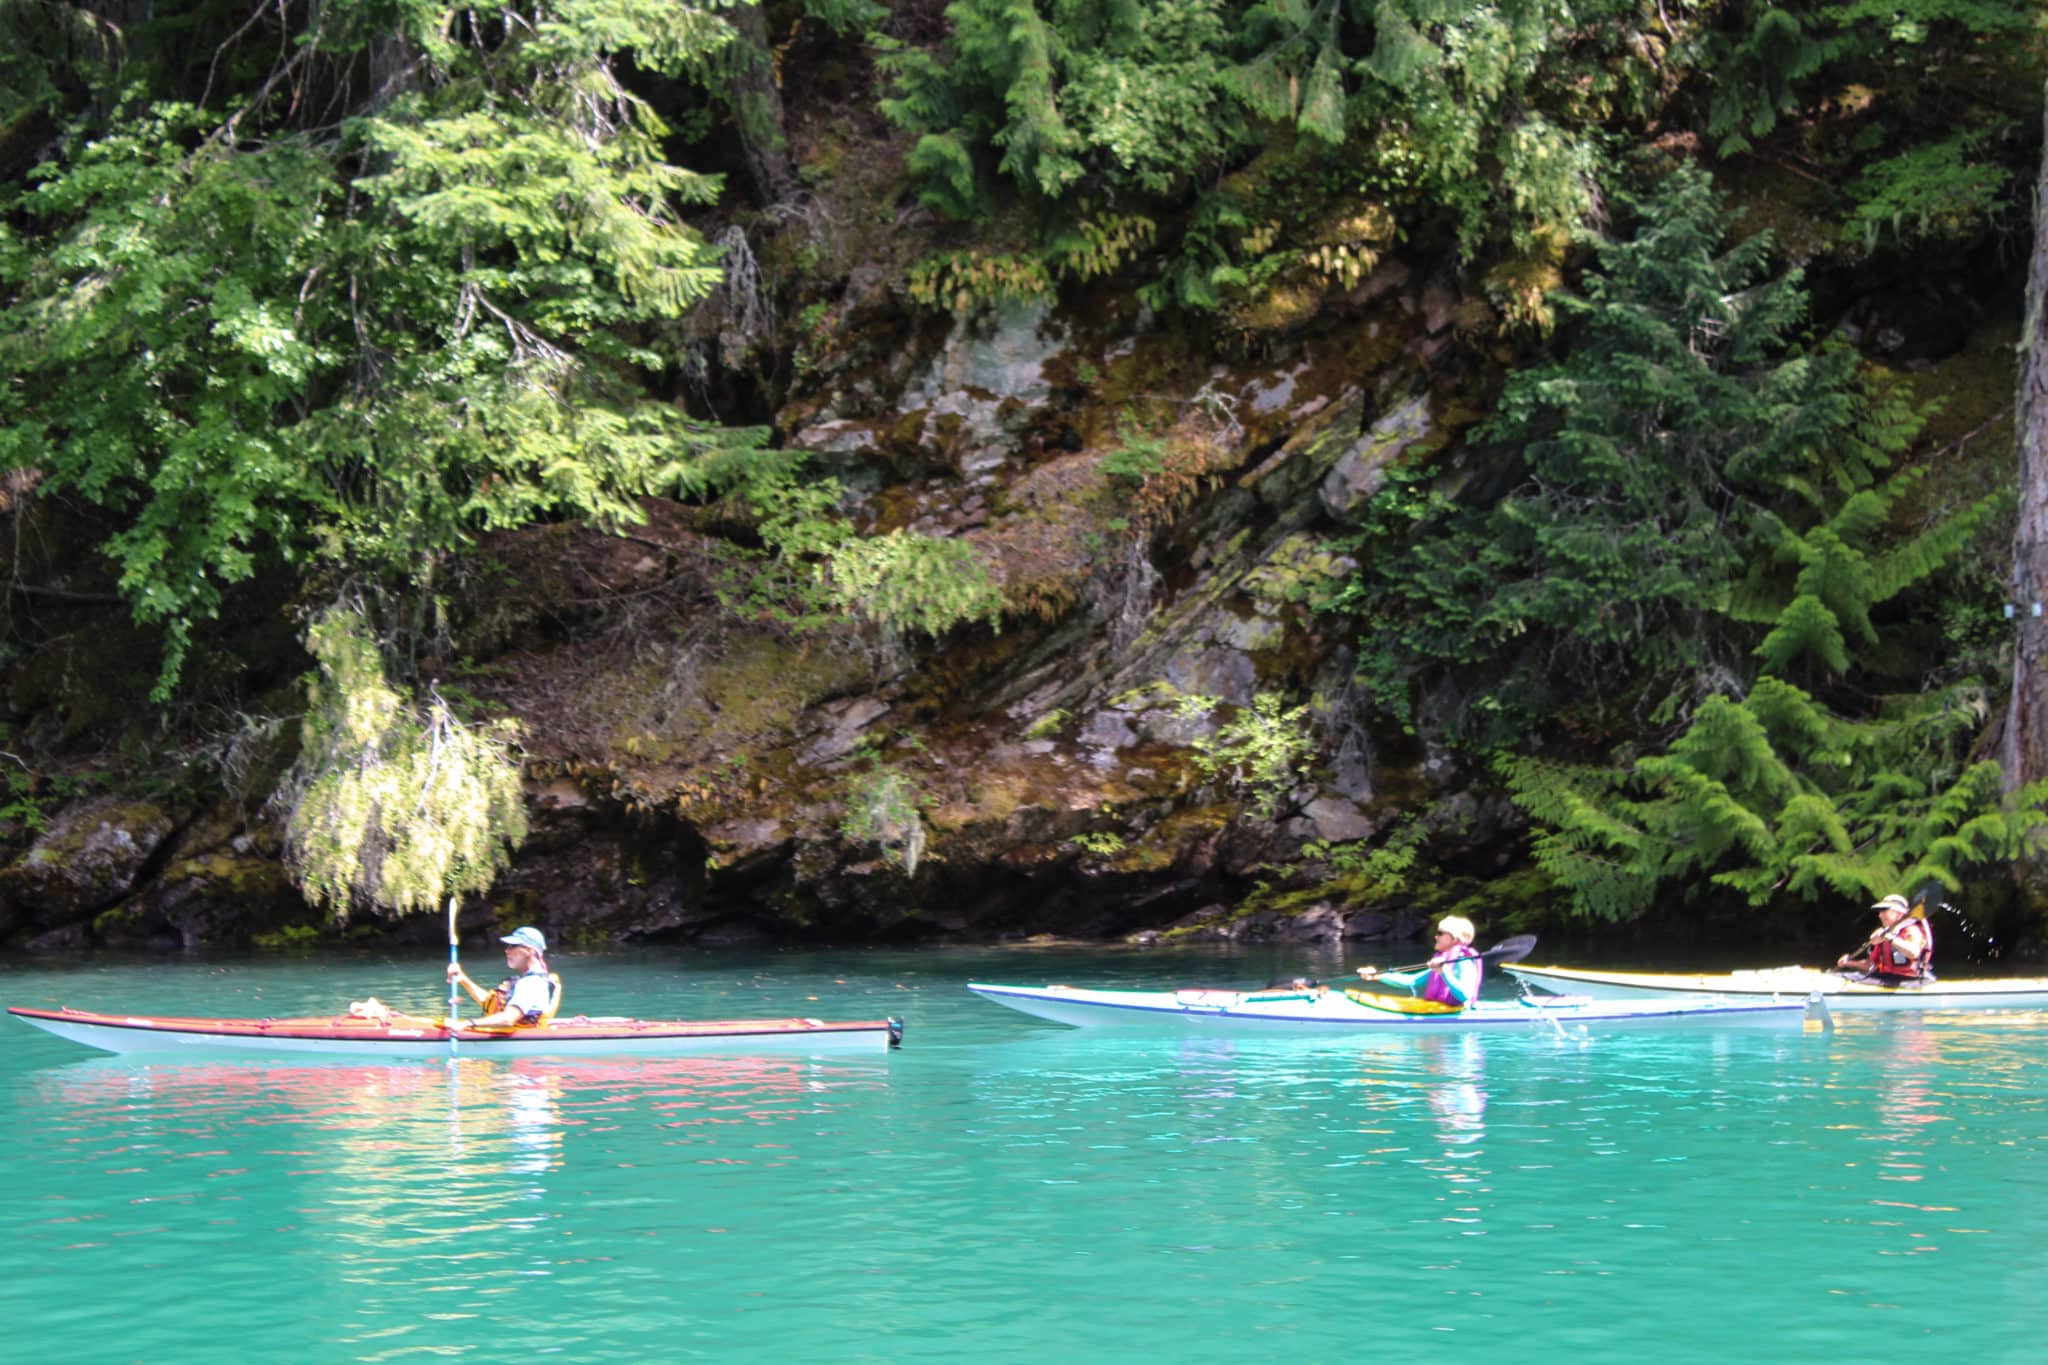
[500, 926, 546, 953]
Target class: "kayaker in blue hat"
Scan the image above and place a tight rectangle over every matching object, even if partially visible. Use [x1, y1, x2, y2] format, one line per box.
[1357, 915, 1484, 1007]
[448, 926, 557, 1028]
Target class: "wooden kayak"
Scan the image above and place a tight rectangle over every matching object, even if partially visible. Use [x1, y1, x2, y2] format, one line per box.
[966, 982, 1813, 1030]
[7, 1005, 903, 1058]
[1504, 963, 2048, 1010]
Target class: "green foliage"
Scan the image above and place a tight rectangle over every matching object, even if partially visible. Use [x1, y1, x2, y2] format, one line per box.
[718, 450, 1002, 638]
[0, 744, 94, 836]
[1307, 816, 1428, 899]
[1140, 187, 1274, 311]
[1507, 468, 2027, 920]
[883, 0, 1641, 306]
[1841, 133, 2014, 249]
[1069, 830, 1128, 855]
[1187, 691, 1314, 819]
[817, 531, 1006, 639]
[1023, 709, 1071, 739]
[0, 0, 759, 697]
[1692, 0, 2039, 246]
[1700, 5, 1838, 156]
[907, 249, 1056, 310]
[883, 0, 2038, 314]
[1346, 0, 1626, 253]
[252, 923, 323, 950]
[881, 0, 1238, 212]
[803, 0, 889, 36]
[1101, 422, 1171, 483]
[1506, 702, 2048, 922]
[0, 0, 118, 128]
[1742, 472, 2002, 675]
[279, 604, 528, 920]
[840, 753, 927, 874]
[1332, 165, 1912, 741]
[1045, 211, 1160, 279]
[1325, 158, 2020, 916]
[904, 211, 1155, 313]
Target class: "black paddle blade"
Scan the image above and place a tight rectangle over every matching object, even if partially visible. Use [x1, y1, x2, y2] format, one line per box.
[1908, 878, 1949, 919]
[1481, 934, 1538, 965]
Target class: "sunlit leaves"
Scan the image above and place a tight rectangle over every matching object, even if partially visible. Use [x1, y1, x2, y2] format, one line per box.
[282, 605, 528, 919]
[818, 532, 1004, 639]
[1186, 691, 1315, 820]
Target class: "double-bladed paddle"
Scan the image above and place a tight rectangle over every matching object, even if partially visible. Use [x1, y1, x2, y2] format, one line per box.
[1367, 933, 1540, 977]
[1266, 934, 1538, 990]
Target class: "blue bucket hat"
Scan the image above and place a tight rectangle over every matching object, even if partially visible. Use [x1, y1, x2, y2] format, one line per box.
[500, 926, 547, 954]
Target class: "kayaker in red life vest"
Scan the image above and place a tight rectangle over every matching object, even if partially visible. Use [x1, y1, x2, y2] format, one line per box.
[448, 926, 556, 1027]
[1836, 894, 1934, 985]
[1357, 915, 1484, 1006]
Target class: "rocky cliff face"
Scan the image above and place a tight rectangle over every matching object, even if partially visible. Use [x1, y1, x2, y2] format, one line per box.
[1, 135, 2020, 954]
[440, 254, 1506, 952]
[0, 221, 1523, 951]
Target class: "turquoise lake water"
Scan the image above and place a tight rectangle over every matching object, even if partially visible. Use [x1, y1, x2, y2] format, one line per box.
[4, 944, 2047, 1362]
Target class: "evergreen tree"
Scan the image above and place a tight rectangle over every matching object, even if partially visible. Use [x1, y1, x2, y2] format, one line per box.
[1326, 161, 2036, 918]
[1337, 165, 1888, 742]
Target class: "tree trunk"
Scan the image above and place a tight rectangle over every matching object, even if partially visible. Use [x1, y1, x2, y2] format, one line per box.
[729, 4, 797, 206]
[2005, 83, 2048, 802]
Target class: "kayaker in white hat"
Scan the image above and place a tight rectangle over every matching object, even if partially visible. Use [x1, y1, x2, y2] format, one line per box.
[1836, 893, 1934, 984]
[1357, 915, 1484, 1007]
[448, 926, 557, 1027]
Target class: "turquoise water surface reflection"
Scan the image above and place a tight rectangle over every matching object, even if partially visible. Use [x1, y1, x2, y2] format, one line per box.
[3, 947, 2046, 1361]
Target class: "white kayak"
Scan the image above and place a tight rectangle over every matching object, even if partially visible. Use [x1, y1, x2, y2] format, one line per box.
[966, 982, 1815, 1031]
[8, 1005, 903, 1058]
[1505, 963, 2048, 1011]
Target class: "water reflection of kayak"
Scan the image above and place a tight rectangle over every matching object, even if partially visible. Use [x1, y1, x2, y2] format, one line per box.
[7, 1005, 903, 1057]
[966, 982, 1813, 1030]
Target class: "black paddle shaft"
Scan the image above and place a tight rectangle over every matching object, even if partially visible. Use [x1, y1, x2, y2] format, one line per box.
[1261, 935, 1538, 990]
[1380, 934, 1539, 975]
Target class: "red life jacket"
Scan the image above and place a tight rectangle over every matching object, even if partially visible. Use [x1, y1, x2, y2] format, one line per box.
[1867, 918, 1933, 981]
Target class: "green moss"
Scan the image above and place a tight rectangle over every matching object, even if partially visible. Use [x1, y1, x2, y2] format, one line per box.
[90, 902, 147, 936]
[1721, 158, 1838, 265]
[597, 625, 870, 771]
[252, 923, 323, 949]
[1108, 842, 1174, 873]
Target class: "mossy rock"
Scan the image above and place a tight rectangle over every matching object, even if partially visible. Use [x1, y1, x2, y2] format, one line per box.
[0, 797, 178, 929]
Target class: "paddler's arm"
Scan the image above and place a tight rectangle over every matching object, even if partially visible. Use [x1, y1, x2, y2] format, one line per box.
[1838, 927, 1891, 969]
[447, 962, 494, 1007]
[460, 1002, 524, 1029]
[1356, 966, 1424, 990]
